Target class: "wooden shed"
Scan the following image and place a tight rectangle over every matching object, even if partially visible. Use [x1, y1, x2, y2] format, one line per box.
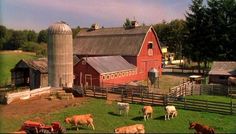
[11, 58, 48, 89]
[209, 61, 236, 84]
[74, 24, 163, 87]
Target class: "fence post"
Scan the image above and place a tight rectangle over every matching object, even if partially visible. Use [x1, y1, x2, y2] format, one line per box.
[106, 88, 108, 100]
[184, 98, 186, 109]
[152, 93, 154, 105]
[141, 90, 143, 103]
[131, 89, 133, 103]
[231, 100, 233, 115]
[121, 88, 123, 102]
[93, 87, 95, 97]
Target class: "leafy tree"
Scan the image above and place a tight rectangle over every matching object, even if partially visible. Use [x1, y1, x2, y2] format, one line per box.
[5, 31, 27, 50]
[123, 18, 132, 29]
[185, 0, 209, 72]
[0, 25, 7, 49]
[72, 26, 80, 38]
[27, 30, 37, 42]
[37, 30, 48, 43]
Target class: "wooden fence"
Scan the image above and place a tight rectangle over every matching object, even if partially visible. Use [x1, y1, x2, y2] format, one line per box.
[168, 97, 236, 115]
[83, 83, 236, 115]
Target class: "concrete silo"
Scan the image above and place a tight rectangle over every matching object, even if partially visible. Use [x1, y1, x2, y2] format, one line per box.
[48, 21, 73, 88]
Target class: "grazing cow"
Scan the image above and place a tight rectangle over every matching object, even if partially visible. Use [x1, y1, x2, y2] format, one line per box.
[142, 106, 153, 121]
[117, 102, 130, 116]
[114, 124, 145, 134]
[189, 122, 215, 134]
[164, 105, 177, 120]
[64, 114, 95, 131]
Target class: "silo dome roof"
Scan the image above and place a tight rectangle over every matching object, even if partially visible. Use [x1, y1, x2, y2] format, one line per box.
[48, 21, 72, 34]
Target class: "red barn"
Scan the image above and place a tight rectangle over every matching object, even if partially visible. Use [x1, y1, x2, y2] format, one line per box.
[73, 24, 162, 87]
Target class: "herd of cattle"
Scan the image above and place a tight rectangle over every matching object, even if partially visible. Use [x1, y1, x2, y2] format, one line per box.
[64, 102, 215, 134]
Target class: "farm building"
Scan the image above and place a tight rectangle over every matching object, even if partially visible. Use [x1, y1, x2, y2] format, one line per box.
[209, 61, 236, 84]
[74, 56, 137, 87]
[11, 58, 48, 89]
[73, 23, 163, 87]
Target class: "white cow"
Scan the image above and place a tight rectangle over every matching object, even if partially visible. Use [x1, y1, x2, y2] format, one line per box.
[164, 105, 178, 120]
[117, 102, 130, 116]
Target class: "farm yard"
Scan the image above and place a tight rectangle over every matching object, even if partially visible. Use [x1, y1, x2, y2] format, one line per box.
[0, 95, 236, 133]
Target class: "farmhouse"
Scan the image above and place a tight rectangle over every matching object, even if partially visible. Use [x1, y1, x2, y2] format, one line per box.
[209, 61, 236, 84]
[73, 23, 163, 87]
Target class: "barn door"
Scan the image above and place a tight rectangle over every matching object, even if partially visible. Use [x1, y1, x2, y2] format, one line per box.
[85, 74, 92, 88]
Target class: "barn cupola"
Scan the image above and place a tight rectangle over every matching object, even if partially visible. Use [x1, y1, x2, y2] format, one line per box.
[131, 20, 139, 28]
[90, 23, 100, 30]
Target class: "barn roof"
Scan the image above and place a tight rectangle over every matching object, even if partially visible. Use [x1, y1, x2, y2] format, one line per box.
[209, 61, 236, 75]
[74, 26, 153, 56]
[21, 58, 48, 73]
[82, 56, 136, 74]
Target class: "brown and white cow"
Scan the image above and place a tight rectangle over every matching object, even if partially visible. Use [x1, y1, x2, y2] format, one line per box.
[142, 106, 153, 121]
[189, 122, 215, 134]
[114, 124, 145, 134]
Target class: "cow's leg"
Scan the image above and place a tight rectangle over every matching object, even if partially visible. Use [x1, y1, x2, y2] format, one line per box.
[171, 112, 174, 119]
[168, 114, 170, 120]
[144, 115, 146, 121]
[165, 114, 167, 120]
[90, 123, 95, 130]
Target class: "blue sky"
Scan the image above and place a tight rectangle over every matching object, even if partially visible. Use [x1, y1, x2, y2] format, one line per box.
[1, 0, 192, 32]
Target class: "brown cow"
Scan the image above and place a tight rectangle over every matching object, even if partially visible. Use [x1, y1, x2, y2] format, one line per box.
[189, 122, 215, 134]
[65, 114, 95, 131]
[114, 124, 145, 134]
[142, 106, 153, 121]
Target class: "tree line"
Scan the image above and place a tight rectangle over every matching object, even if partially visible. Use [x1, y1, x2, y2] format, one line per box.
[0, 0, 235, 66]
[154, 0, 236, 70]
[0, 25, 80, 56]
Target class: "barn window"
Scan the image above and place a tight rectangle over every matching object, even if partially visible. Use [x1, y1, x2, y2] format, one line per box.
[148, 42, 153, 49]
[102, 75, 105, 79]
[148, 42, 153, 56]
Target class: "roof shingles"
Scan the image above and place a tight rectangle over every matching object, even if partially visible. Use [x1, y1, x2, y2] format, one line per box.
[209, 61, 236, 75]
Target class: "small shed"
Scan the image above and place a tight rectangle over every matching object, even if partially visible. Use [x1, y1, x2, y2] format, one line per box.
[11, 58, 48, 89]
[74, 56, 137, 87]
[209, 61, 236, 84]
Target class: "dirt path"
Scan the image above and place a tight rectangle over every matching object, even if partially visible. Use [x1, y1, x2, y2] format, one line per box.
[0, 94, 88, 118]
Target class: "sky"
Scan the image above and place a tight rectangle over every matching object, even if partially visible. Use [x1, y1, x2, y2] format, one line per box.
[1, 0, 192, 32]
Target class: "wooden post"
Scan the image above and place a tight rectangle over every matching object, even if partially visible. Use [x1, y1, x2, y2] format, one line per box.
[93, 87, 95, 97]
[231, 100, 233, 115]
[184, 98, 186, 109]
[152, 93, 154, 105]
[131, 89, 133, 103]
[121, 88, 123, 102]
[141, 90, 143, 103]
[106, 88, 108, 100]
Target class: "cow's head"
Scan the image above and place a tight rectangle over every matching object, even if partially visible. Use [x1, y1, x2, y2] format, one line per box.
[64, 117, 71, 124]
[189, 122, 197, 129]
[114, 128, 119, 134]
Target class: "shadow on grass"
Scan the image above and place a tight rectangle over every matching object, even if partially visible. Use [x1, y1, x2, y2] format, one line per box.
[154, 115, 165, 120]
[131, 116, 143, 121]
[108, 111, 121, 117]
[66, 126, 88, 131]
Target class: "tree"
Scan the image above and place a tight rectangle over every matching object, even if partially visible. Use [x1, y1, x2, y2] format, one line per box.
[123, 18, 132, 29]
[37, 30, 48, 43]
[185, 0, 209, 73]
[5, 31, 27, 50]
[27, 30, 37, 42]
[154, 19, 187, 59]
[72, 26, 80, 39]
[0, 25, 7, 49]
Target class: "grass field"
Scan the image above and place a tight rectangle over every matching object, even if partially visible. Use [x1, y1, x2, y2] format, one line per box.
[0, 51, 37, 86]
[1, 98, 236, 133]
[185, 95, 236, 103]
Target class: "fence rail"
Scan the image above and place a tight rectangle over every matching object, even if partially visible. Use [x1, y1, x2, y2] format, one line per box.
[83, 82, 236, 115]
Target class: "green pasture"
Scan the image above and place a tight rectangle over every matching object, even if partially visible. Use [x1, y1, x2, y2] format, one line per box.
[1, 98, 236, 133]
[0, 51, 36, 86]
